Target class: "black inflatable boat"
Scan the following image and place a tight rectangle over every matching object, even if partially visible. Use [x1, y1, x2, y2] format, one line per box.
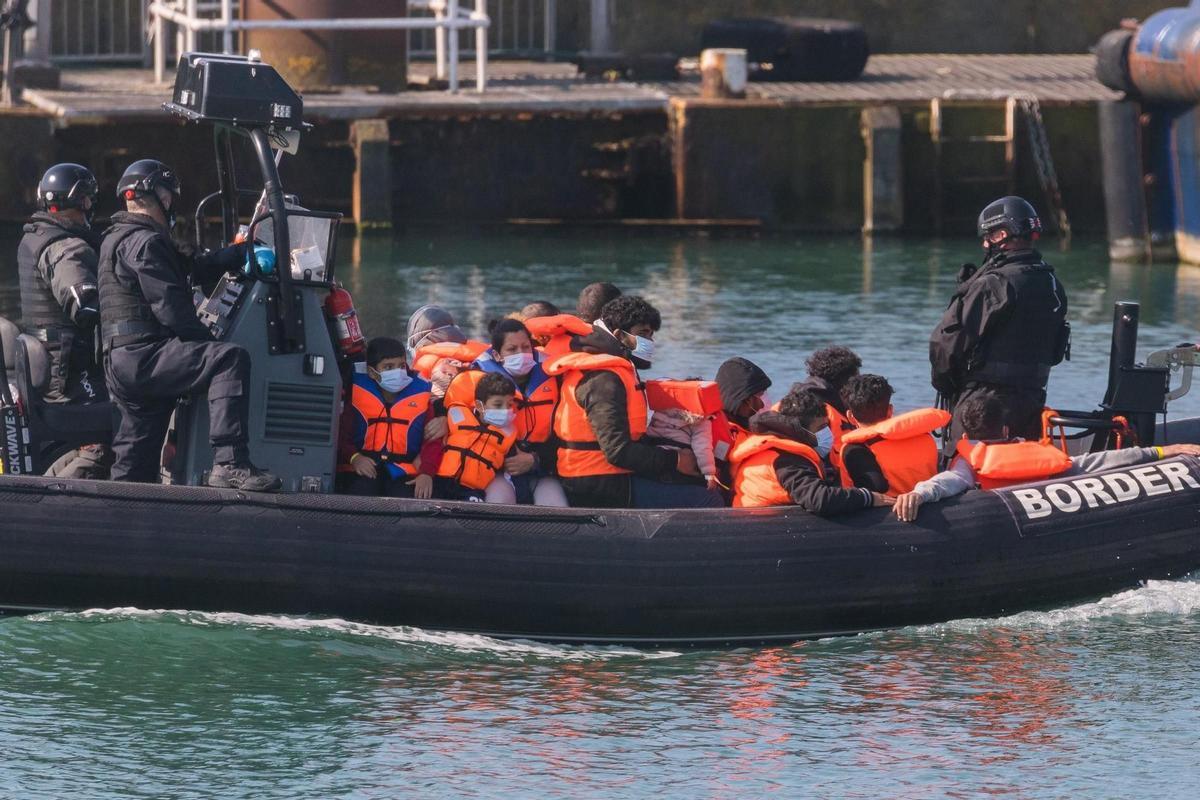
[2, 53, 1199, 645]
[0, 442, 1198, 644]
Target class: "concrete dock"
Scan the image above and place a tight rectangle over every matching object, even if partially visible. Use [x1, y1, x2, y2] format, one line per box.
[3, 55, 1117, 232]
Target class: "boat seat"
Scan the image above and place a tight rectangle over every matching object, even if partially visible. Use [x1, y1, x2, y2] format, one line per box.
[13, 333, 113, 471]
[0, 315, 19, 380]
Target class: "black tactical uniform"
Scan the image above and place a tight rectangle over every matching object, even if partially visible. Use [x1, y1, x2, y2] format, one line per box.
[930, 197, 1070, 442]
[17, 167, 105, 405]
[98, 160, 278, 491]
[99, 211, 249, 482]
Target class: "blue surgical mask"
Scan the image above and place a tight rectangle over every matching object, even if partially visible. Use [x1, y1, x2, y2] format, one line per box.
[377, 368, 412, 394]
[630, 335, 655, 364]
[815, 426, 835, 457]
[502, 352, 536, 377]
[482, 408, 514, 428]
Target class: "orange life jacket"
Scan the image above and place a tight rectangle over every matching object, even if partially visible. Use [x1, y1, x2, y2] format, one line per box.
[955, 438, 1073, 490]
[546, 351, 647, 478]
[826, 404, 852, 472]
[412, 340, 489, 380]
[436, 405, 519, 491]
[444, 358, 560, 444]
[729, 434, 825, 508]
[645, 379, 723, 416]
[712, 412, 750, 464]
[839, 408, 951, 495]
[525, 314, 593, 359]
[348, 375, 432, 476]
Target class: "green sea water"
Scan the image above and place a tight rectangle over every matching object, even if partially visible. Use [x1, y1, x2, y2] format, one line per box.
[1, 231, 1199, 798]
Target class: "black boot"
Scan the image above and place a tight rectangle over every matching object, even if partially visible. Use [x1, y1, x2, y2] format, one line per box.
[208, 462, 283, 493]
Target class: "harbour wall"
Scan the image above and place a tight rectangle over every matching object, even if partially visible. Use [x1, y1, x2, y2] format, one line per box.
[0, 100, 1105, 236]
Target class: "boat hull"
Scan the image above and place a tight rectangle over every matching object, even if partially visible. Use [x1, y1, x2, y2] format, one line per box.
[1, 454, 1198, 644]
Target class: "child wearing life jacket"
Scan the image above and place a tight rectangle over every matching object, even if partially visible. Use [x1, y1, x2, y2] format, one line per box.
[837, 374, 949, 496]
[644, 379, 722, 491]
[893, 393, 1200, 523]
[435, 372, 519, 502]
[728, 386, 894, 515]
[338, 337, 439, 498]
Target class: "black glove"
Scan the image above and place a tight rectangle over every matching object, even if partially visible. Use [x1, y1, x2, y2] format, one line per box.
[956, 262, 978, 284]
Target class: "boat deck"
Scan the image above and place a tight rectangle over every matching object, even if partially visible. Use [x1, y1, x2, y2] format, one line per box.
[17, 54, 1117, 124]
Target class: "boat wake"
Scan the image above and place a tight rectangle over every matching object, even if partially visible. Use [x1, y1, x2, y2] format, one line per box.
[16, 575, 1200, 654]
[909, 575, 1200, 637]
[21, 607, 683, 662]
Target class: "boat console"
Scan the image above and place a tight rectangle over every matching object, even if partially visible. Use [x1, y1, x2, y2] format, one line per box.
[165, 51, 343, 492]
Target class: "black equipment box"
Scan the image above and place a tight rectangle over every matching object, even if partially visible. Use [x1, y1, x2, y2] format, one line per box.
[700, 18, 869, 82]
[164, 52, 304, 129]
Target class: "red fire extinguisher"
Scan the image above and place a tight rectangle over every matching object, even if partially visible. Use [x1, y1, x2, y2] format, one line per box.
[325, 283, 365, 358]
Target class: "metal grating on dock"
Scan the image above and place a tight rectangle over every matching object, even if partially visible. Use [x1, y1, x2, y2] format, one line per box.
[16, 54, 1117, 125]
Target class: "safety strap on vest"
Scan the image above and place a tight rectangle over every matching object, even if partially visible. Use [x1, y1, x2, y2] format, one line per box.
[444, 424, 507, 483]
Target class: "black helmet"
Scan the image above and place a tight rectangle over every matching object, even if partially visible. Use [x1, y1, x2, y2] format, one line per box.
[977, 196, 1042, 240]
[37, 163, 98, 214]
[116, 159, 181, 205]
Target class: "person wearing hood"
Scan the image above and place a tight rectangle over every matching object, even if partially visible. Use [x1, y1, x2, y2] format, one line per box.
[406, 303, 467, 354]
[546, 295, 708, 508]
[405, 303, 475, 416]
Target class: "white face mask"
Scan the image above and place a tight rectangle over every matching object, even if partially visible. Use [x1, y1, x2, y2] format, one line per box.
[502, 352, 536, 377]
[376, 368, 412, 394]
[482, 408, 515, 428]
[630, 335, 655, 364]
[815, 426, 835, 457]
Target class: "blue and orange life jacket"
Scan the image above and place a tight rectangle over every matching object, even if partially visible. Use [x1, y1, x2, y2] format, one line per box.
[345, 372, 432, 478]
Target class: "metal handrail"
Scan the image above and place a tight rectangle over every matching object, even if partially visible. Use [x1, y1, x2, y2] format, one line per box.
[148, 0, 491, 92]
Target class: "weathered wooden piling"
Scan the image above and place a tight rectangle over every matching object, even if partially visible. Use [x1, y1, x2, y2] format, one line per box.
[352, 119, 392, 232]
[861, 106, 903, 233]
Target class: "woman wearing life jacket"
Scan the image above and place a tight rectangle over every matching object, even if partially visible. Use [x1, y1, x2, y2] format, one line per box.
[893, 393, 1200, 522]
[837, 374, 949, 496]
[730, 385, 894, 514]
[435, 372, 520, 501]
[443, 318, 569, 506]
[546, 295, 713, 509]
[337, 337, 441, 498]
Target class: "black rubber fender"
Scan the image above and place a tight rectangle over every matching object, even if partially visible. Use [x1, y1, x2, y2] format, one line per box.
[700, 17, 869, 82]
